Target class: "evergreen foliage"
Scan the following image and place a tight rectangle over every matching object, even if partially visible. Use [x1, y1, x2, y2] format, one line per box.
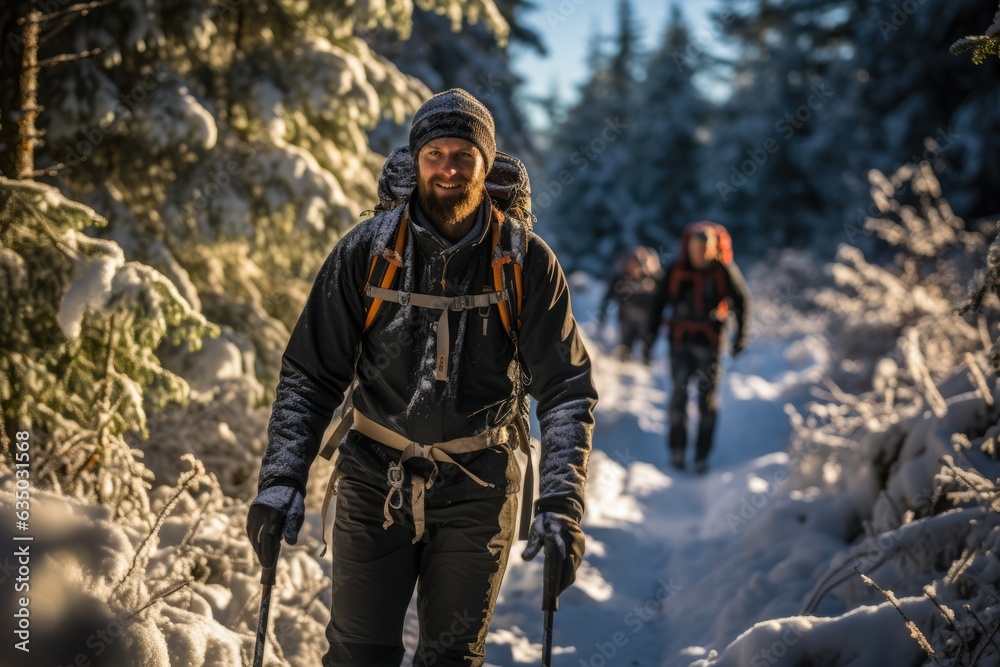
[0, 178, 218, 517]
[950, 3, 1000, 65]
[540, 0, 1000, 272]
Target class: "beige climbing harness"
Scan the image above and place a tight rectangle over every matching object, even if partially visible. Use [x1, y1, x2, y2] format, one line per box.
[355, 411, 498, 542]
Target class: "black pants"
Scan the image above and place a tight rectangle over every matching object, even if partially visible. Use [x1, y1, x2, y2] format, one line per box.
[322, 475, 517, 667]
[618, 317, 646, 360]
[668, 342, 722, 464]
[616, 313, 649, 362]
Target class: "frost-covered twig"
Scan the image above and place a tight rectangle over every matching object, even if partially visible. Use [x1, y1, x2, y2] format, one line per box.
[127, 577, 194, 619]
[801, 509, 983, 614]
[857, 568, 938, 662]
[111, 454, 205, 599]
[940, 454, 997, 500]
[924, 584, 967, 655]
[965, 352, 995, 406]
[904, 329, 948, 418]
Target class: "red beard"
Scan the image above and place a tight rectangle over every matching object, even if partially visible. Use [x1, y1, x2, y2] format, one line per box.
[416, 168, 487, 228]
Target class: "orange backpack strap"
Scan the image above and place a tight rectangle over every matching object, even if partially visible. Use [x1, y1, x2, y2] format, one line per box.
[490, 206, 528, 340]
[364, 210, 409, 330]
[490, 209, 514, 337]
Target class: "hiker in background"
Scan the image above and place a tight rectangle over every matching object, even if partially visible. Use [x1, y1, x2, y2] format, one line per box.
[597, 245, 663, 364]
[648, 222, 749, 474]
[246, 88, 597, 667]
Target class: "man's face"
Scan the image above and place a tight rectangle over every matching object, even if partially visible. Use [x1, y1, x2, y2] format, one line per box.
[688, 235, 718, 269]
[415, 137, 487, 227]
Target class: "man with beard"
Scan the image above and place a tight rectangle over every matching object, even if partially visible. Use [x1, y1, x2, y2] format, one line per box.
[246, 88, 598, 667]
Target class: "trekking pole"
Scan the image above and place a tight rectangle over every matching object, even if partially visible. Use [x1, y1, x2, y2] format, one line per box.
[253, 542, 281, 667]
[541, 549, 559, 667]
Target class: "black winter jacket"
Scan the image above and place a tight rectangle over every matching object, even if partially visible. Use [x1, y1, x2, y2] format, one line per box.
[257, 196, 598, 521]
[648, 259, 750, 350]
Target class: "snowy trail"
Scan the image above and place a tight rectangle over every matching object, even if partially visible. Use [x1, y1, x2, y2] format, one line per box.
[477, 276, 830, 666]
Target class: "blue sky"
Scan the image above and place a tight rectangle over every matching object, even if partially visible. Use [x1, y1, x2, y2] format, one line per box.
[510, 0, 722, 127]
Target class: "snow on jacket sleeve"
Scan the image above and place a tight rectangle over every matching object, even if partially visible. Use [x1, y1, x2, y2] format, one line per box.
[256, 223, 370, 496]
[517, 233, 598, 523]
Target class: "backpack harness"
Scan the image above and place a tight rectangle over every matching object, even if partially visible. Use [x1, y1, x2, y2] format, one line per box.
[317, 205, 535, 552]
[666, 263, 730, 348]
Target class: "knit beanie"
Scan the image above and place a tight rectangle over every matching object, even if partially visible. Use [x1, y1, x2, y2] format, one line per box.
[409, 88, 497, 173]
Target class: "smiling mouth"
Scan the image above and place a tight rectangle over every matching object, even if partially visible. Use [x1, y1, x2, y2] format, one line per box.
[435, 183, 463, 191]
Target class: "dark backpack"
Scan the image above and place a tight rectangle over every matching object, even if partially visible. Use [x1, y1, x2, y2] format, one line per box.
[365, 146, 534, 337]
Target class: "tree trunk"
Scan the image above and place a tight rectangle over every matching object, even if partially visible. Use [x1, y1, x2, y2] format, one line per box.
[0, 0, 36, 179]
[16, 7, 40, 179]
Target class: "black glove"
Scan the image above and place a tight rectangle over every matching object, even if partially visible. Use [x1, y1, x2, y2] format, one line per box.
[246, 485, 305, 568]
[731, 337, 746, 358]
[521, 512, 585, 595]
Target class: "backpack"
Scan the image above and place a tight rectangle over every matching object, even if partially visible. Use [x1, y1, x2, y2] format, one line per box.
[666, 221, 734, 346]
[375, 146, 535, 228]
[676, 220, 733, 265]
[365, 146, 533, 338]
[613, 245, 662, 280]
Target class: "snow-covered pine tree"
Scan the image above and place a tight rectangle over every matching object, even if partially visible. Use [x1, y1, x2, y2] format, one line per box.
[539, 0, 644, 275]
[0, 178, 218, 518]
[367, 0, 543, 164]
[692, 0, 1000, 259]
[850, 0, 1000, 223]
[0, 0, 511, 399]
[698, 0, 864, 254]
[630, 5, 712, 253]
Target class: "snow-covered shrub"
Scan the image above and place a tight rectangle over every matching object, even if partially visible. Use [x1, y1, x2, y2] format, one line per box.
[812, 163, 988, 390]
[128, 378, 271, 502]
[0, 453, 329, 666]
[770, 163, 1000, 664]
[0, 179, 218, 519]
